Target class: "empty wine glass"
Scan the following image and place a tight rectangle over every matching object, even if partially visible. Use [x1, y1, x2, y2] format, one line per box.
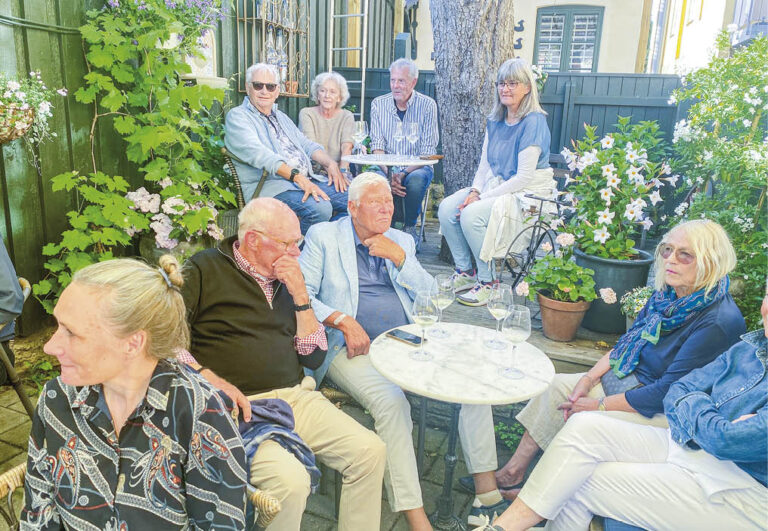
[393, 121, 405, 154]
[411, 291, 438, 361]
[485, 283, 514, 350]
[429, 274, 455, 339]
[406, 122, 419, 150]
[501, 305, 531, 379]
[353, 120, 368, 154]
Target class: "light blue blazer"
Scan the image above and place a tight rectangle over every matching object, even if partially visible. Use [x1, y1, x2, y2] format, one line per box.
[299, 217, 435, 383]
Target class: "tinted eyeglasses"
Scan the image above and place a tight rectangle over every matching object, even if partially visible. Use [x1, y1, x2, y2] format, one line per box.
[252, 230, 303, 251]
[497, 80, 521, 90]
[658, 243, 695, 265]
[251, 82, 279, 92]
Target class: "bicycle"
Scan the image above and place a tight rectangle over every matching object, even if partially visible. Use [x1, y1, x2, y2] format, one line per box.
[496, 193, 572, 288]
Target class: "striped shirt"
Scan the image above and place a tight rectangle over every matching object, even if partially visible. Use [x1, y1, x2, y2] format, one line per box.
[369, 90, 439, 156]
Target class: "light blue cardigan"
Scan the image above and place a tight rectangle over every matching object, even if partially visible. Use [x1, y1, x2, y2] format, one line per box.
[224, 97, 324, 201]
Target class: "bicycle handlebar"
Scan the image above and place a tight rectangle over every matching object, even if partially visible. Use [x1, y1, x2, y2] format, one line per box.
[524, 193, 572, 207]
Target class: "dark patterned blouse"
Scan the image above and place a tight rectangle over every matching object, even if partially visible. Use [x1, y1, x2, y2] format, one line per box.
[21, 359, 247, 530]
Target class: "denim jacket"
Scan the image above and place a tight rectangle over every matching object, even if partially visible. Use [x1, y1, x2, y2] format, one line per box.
[224, 97, 323, 201]
[664, 330, 768, 486]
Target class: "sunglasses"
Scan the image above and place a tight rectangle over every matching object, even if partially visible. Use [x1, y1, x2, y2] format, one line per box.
[251, 82, 279, 92]
[659, 243, 695, 265]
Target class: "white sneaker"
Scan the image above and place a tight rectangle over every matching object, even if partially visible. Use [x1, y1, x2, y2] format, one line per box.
[451, 271, 477, 293]
[457, 283, 493, 306]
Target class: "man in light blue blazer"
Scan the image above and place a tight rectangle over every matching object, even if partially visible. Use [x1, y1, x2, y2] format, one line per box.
[300, 173, 505, 530]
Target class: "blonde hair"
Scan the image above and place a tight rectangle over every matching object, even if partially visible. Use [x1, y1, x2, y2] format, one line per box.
[653, 219, 736, 295]
[488, 58, 546, 122]
[310, 72, 350, 107]
[71, 256, 190, 360]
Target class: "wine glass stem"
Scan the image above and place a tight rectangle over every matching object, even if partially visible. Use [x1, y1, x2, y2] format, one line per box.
[420, 326, 426, 355]
[496, 319, 502, 335]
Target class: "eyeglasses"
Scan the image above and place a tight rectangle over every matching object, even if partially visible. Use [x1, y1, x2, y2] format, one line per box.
[658, 243, 695, 265]
[497, 80, 521, 90]
[252, 230, 303, 251]
[251, 82, 278, 92]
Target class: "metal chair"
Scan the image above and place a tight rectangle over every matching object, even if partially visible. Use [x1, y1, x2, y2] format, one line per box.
[0, 278, 35, 420]
[417, 155, 443, 245]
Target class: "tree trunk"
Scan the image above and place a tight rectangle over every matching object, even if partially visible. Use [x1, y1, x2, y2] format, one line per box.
[429, 1, 516, 196]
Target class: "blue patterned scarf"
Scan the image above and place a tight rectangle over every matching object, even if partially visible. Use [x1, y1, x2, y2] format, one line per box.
[609, 276, 730, 377]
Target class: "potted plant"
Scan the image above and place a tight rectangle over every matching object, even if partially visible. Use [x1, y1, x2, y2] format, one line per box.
[0, 71, 67, 147]
[515, 233, 617, 342]
[620, 285, 654, 331]
[559, 116, 674, 333]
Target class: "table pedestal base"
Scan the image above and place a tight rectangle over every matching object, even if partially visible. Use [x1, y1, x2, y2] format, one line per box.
[428, 404, 467, 531]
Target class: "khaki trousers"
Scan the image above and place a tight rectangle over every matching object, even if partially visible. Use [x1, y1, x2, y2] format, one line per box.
[248, 377, 386, 531]
[516, 372, 668, 451]
[519, 413, 768, 530]
[328, 349, 498, 512]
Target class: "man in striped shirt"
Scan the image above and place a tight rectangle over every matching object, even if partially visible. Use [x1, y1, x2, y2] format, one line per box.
[370, 58, 439, 243]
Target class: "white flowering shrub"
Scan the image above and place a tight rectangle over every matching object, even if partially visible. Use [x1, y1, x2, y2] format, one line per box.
[560, 116, 673, 260]
[670, 34, 768, 328]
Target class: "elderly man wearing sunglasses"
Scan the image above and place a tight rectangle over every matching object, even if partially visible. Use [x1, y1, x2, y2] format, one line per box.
[225, 63, 349, 234]
[461, 219, 747, 504]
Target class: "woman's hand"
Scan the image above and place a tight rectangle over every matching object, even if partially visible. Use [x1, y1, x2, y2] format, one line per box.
[558, 397, 600, 421]
[294, 174, 330, 203]
[325, 161, 348, 192]
[456, 189, 480, 217]
[568, 374, 594, 403]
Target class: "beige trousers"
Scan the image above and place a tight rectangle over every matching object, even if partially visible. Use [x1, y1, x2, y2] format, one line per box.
[519, 413, 768, 530]
[247, 377, 386, 531]
[516, 372, 668, 450]
[328, 349, 498, 512]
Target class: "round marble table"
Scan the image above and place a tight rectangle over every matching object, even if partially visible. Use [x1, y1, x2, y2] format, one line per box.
[369, 322, 555, 530]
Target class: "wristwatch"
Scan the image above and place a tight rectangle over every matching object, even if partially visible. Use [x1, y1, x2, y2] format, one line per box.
[294, 300, 312, 312]
[289, 168, 301, 182]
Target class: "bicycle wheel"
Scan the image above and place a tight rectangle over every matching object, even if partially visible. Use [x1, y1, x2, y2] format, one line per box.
[498, 223, 556, 287]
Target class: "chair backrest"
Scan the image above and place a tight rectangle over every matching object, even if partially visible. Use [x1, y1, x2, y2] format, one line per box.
[0, 462, 25, 530]
[221, 147, 247, 210]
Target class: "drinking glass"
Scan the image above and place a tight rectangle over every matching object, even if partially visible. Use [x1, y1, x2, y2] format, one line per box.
[353, 121, 368, 154]
[411, 291, 438, 361]
[406, 122, 419, 149]
[501, 305, 531, 379]
[393, 122, 405, 154]
[428, 274, 455, 339]
[484, 283, 514, 350]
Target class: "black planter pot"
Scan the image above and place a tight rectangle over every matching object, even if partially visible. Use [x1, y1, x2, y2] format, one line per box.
[574, 248, 654, 334]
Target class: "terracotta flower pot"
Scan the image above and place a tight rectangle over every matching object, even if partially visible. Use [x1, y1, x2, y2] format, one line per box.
[537, 292, 591, 342]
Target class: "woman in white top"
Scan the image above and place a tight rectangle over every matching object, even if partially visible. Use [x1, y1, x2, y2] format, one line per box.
[437, 58, 555, 307]
[299, 72, 356, 180]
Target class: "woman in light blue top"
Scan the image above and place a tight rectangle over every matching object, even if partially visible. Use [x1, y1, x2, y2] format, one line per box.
[437, 58, 556, 307]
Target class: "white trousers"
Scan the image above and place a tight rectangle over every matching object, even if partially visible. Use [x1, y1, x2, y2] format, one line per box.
[328, 348, 498, 511]
[518, 413, 768, 531]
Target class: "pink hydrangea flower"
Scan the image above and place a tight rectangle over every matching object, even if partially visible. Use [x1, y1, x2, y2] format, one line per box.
[515, 281, 530, 297]
[600, 287, 617, 304]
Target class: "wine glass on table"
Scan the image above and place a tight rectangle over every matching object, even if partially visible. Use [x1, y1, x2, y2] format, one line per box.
[484, 283, 514, 350]
[353, 120, 368, 155]
[501, 305, 531, 379]
[429, 274, 455, 339]
[406, 122, 419, 152]
[411, 291, 438, 361]
[393, 121, 405, 155]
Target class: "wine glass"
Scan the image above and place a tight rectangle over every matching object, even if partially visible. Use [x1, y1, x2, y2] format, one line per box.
[393, 121, 405, 154]
[406, 122, 419, 151]
[411, 291, 438, 361]
[485, 283, 514, 350]
[428, 274, 455, 339]
[501, 305, 531, 379]
[353, 120, 368, 154]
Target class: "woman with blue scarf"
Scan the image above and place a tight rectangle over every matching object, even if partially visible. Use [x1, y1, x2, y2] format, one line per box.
[463, 219, 745, 499]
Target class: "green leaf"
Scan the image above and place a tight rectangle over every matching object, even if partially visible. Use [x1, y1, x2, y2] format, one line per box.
[42, 243, 61, 256]
[79, 23, 103, 43]
[33, 279, 53, 296]
[64, 251, 97, 274]
[110, 63, 135, 84]
[51, 171, 79, 192]
[101, 89, 126, 112]
[44, 258, 66, 273]
[60, 230, 95, 251]
[87, 46, 115, 68]
[113, 116, 137, 135]
[75, 85, 99, 104]
[67, 212, 89, 230]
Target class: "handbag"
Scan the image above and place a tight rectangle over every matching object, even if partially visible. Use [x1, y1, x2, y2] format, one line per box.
[600, 370, 643, 396]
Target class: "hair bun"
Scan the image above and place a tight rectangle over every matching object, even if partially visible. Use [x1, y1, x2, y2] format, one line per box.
[158, 254, 184, 288]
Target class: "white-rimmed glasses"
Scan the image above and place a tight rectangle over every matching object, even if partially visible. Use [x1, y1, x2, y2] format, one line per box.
[501, 305, 531, 379]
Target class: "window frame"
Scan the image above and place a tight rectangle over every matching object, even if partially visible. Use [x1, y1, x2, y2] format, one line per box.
[533, 5, 605, 73]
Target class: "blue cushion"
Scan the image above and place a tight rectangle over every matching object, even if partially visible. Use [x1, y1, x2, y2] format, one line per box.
[604, 517, 645, 531]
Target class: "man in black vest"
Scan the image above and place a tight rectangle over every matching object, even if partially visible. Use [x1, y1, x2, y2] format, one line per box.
[180, 197, 385, 531]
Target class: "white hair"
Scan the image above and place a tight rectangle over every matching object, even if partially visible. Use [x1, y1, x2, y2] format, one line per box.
[237, 197, 290, 242]
[389, 58, 418, 80]
[488, 57, 546, 122]
[347, 172, 390, 204]
[310, 72, 350, 107]
[245, 63, 279, 84]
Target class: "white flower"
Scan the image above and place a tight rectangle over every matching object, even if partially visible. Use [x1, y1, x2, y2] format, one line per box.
[667, 94, 677, 105]
[600, 288, 617, 304]
[639, 218, 654, 231]
[14, 121, 26, 130]
[555, 232, 575, 247]
[743, 119, 752, 128]
[162, 196, 186, 215]
[158, 178, 173, 189]
[649, 178, 664, 188]
[207, 222, 225, 241]
[606, 174, 621, 189]
[594, 226, 610, 244]
[649, 190, 662, 205]
[580, 149, 599, 168]
[666, 175, 679, 187]
[56, 88, 68, 97]
[661, 162, 671, 175]
[600, 188, 614, 205]
[549, 217, 565, 229]
[14, 91, 25, 101]
[625, 150, 639, 164]
[601, 163, 616, 177]
[626, 166, 643, 185]
[6, 81, 20, 91]
[600, 135, 615, 149]
[515, 281, 530, 297]
[560, 147, 575, 164]
[631, 197, 647, 209]
[674, 202, 689, 216]
[624, 204, 642, 221]
[596, 208, 615, 225]
[540, 241, 553, 252]
[38, 101, 52, 115]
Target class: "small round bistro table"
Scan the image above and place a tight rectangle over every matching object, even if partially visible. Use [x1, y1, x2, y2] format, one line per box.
[369, 322, 555, 530]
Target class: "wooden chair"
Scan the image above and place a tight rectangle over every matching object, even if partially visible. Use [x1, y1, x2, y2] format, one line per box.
[0, 278, 35, 420]
[219, 147, 247, 239]
[0, 461, 281, 530]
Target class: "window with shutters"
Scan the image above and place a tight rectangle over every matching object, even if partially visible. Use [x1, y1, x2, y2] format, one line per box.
[533, 6, 604, 73]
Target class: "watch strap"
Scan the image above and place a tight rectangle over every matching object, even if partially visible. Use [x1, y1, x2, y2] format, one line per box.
[289, 168, 300, 182]
[294, 302, 312, 312]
